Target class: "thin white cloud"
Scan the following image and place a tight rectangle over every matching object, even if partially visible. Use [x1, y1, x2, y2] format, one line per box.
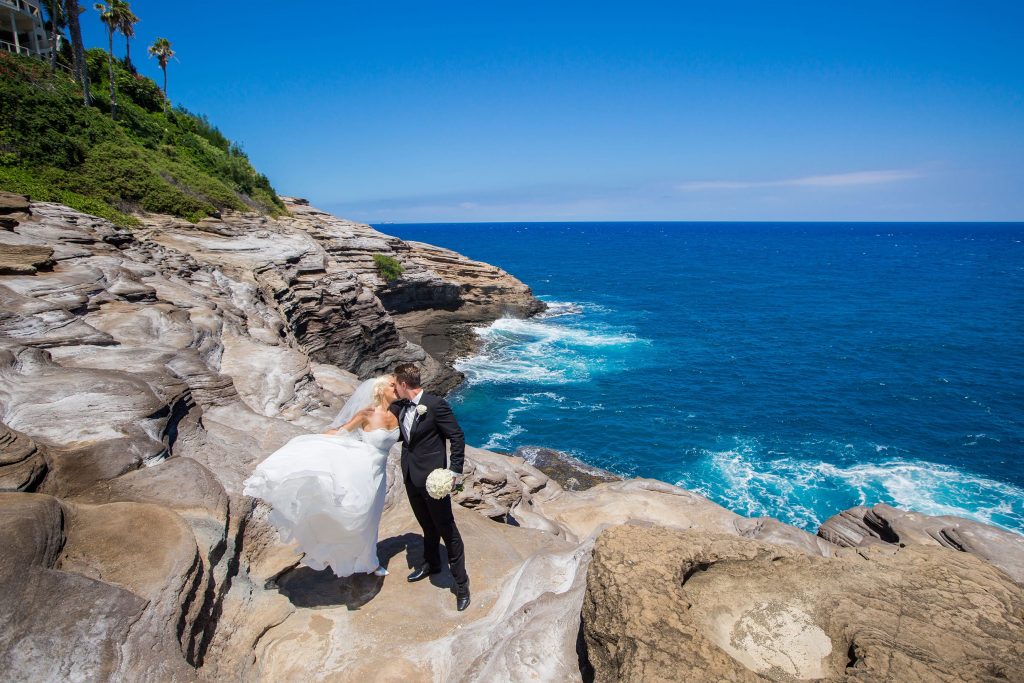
[677, 169, 923, 192]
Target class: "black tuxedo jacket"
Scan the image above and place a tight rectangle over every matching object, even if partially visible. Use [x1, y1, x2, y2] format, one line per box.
[389, 392, 465, 488]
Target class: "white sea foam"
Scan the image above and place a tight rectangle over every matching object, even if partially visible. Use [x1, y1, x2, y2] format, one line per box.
[535, 301, 584, 319]
[455, 353, 575, 385]
[675, 437, 1024, 533]
[482, 396, 535, 450]
[481, 392, 566, 450]
[476, 317, 640, 347]
[482, 424, 524, 451]
[455, 308, 646, 386]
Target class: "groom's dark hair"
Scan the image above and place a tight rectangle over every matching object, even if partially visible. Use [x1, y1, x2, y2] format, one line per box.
[394, 363, 422, 388]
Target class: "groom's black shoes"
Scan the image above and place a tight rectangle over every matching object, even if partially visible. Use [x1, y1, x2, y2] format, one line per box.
[407, 564, 440, 582]
[456, 583, 471, 611]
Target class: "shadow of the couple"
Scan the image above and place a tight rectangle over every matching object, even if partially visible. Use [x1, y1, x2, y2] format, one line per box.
[276, 533, 454, 609]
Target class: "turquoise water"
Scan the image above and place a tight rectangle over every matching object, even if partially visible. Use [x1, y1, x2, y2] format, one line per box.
[380, 222, 1024, 534]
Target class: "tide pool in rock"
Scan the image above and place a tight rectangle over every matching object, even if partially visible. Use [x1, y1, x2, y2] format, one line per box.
[381, 222, 1024, 534]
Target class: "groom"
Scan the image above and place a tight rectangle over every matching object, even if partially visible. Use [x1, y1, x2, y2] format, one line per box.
[390, 363, 471, 611]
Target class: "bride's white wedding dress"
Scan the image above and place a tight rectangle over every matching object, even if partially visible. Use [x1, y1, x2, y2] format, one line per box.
[243, 427, 400, 577]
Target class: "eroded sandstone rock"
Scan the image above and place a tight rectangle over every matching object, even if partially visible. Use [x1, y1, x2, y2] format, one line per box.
[0, 244, 54, 275]
[0, 492, 194, 682]
[583, 524, 1024, 682]
[0, 421, 47, 491]
[2, 195, 1020, 683]
[0, 197, 546, 681]
[820, 502, 1024, 585]
[514, 445, 622, 491]
[0, 191, 30, 230]
[0, 191, 30, 212]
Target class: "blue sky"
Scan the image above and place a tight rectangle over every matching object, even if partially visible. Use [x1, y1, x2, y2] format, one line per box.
[82, 2, 1023, 222]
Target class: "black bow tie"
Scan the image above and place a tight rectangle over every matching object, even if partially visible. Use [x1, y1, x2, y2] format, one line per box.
[396, 399, 413, 408]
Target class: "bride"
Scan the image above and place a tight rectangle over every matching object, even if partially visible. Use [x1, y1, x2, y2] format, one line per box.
[243, 375, 401, 577]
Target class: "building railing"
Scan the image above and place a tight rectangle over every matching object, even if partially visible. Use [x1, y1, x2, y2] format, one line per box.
[1, 39, 72, 74]
[0, 38, 31, 56]
[0, 0, 42, 14]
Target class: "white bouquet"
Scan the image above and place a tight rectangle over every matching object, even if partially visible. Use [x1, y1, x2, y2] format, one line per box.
[425, 468, 463, 500]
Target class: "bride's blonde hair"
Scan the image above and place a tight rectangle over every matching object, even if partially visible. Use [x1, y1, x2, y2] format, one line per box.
[372, 375, 395, 407]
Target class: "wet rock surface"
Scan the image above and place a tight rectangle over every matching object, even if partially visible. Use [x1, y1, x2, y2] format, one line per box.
[513, 445, 621, 491]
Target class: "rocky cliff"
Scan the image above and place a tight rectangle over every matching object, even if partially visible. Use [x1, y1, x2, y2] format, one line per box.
[1, 192, 1021, 682]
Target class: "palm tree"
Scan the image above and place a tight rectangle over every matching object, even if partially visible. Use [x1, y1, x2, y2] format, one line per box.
[44, 0, 64, 74]
[148, 37, 174, 113]
[113, 0, 138, 72]
[94, 1, 119, 118]
[63, 0, 90, 105]
[92, 1, 136, 116]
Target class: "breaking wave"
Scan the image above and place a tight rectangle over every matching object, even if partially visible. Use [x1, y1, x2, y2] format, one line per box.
[455, 301, 646, 386]
[674, 437, 1024, 533]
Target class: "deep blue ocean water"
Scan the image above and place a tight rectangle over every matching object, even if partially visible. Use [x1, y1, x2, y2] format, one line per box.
[379, 222, 1024, 534]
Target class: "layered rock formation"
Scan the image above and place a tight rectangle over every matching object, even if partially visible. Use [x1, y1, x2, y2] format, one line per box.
[820, 502, 1024, 585]
[0, 193, 547, 681]
[1, 191, 1021, 682]
[275, 198, 543, 391]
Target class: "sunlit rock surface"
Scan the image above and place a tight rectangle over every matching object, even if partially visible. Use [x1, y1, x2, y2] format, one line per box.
[1, 192, 1020, 682]
[583, 525, 1024, 682]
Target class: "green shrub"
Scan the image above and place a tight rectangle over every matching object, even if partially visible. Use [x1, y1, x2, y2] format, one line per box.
[373, 254, 404, 282]
[76, 142, 217, 218]
[117, 71, 165, 113]
[0, 49, 286, 222]
[0, 56, 118, 167]
[0, 166, 138, 226]
[171, 106, 231, 152]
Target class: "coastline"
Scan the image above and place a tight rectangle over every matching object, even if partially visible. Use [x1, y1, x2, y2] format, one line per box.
[383, 220, 1024, 539]
[390, 311, 520, 394]
[277, 197, 547, 394]
[1, 192, 1021, 682]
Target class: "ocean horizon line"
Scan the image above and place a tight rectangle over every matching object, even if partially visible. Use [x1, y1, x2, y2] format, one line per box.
[385, 219, 1024, 535]
[370, 219, 1024, 226]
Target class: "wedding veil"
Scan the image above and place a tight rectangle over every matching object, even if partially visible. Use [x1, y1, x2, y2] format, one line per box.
[328, 377, 382, 429]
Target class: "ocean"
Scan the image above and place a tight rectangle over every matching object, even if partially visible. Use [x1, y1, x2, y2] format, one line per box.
[379, 222, 1024, 534]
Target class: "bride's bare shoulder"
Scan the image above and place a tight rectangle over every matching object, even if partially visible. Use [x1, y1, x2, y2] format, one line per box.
[365, 406, 399, 430]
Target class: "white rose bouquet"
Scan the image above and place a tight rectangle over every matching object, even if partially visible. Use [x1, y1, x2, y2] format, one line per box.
[425, 468, 463, 500]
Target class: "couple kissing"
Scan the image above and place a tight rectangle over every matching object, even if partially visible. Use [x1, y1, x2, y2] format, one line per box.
[244, 363, 471, 611]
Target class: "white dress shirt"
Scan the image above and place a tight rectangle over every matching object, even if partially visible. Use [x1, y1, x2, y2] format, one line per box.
[402, 389, 423, 440]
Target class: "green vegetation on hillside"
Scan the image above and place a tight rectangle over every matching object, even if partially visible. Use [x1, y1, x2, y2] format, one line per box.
[0, 50, 285, 226]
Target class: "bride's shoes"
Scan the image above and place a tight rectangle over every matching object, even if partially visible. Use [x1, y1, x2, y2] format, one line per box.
[372, 565, 389, 577]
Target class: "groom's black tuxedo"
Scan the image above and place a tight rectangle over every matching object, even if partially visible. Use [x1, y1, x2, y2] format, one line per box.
[389, 392, 465, 488]
[389, 392, 469, 589]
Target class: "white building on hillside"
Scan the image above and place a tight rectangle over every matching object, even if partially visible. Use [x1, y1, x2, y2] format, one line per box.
[1, 0, 54, 58]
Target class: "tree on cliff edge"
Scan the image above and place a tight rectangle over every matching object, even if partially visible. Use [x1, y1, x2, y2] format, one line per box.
[44, 0, 65, 75]
[148, 37, 174, 113]
[63, 0, 91, 105]
[114, 0, 139, 72]
[95, 0, 134, 119]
